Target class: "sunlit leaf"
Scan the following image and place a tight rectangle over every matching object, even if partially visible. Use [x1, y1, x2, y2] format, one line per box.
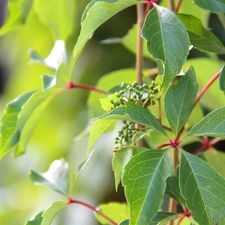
[185, 106, 225, 138]
[95, 202, 129, 224]
[177, 14, 225, 54]
[26, 211, 43, 225]
[164, 66, 198, 134]
[87, 119, 116, 153]
[41, 201, 67, 225]
[30, 159, 71, 196]
[112, 147, 132, 191]
[193, 0, 225, 13]
[100, 102, 168, 137]
[123, 149, 173, 225]
[73, 0, 138, 63]
[0, 91, 35, 159]
[142, 5, 190, 89]
[179, 150, 225, 225]
[219, 66, 225, 94]
[35, 0, 75, 40]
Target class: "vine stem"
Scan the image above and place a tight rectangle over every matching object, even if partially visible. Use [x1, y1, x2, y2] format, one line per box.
[65, 81, 108, 95]
[194, 70, 221, 107]
[68, 198, 118, 225]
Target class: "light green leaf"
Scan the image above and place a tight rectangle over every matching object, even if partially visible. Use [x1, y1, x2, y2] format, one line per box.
[164, 66, 198, 134]
[193, 0, 225, 13]
[123, 149, 173, 225]
[87, 119, 116, 153]
[30, 159, 70, 196]
[142, 5, 190, 89]
[0, 91, 35, 159]
[34, 0, 75, 40]
[14, 88, 59, 156]
[177, 14, 225, 54]
[100, 102, 168, 137]
[41, 201, 67, 225]
[219, 66, 225, 94]
[41, 75, 56, 91]
[165, 176, 185, 206]
[112, 147, 132, 191]
[185, 106, 225, 138]
[26, 211, 43, 225]
[151, 211, 180, 225]
[179, 150, 225, 225]
[95, 202, 129, 224]
[55, 62, 70, 86]
[73, 0, 138, 63]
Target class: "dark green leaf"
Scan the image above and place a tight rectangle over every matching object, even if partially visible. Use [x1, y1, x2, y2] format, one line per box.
[193, 0, 225, 13]
[219, 66, 225, 93]
[166, 176, 185, 206]
[150, 211, 180, 225]
[180, 150, 225, 225]
[123, 149, 173, 225]
[100, 102, 168, 137]
[185, 106, 225, 138]
[26, 211, 43, 225]
[177, 14, 225, 54]
[0, 91, 35, 159]
[164, 66, 198, 134]
[119, 219, 129, 225]
[35, 0, 75, 40]
[41, 201, 67, 225]
[73, 0, 138, 63]
[30, 159, 70, 196]
[95, 202, 129, 224]
[112, 147, 132, 191]
[142, 5, 190, 89]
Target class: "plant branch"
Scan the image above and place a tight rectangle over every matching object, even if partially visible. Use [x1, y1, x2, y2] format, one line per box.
[194, 70, 221, 107]
[174, 0, 183, 12]
[169, 0, 175, 11]
[65, 81, 108, 95]
[68, 198, 118, 225]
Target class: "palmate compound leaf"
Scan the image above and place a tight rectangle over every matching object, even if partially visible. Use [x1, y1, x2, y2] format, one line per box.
[73, 0, 138, 64]
[176, 14, 225, 54]
[193, 0, 225, 13]
[185, 106, 225, 138]
[142, 5, 190, 90]
[179, 150, 225, 225]
[122, 149, 173, 225]
[30, 159, 74, 197]
[164, 66, 198, 134]
[100, 102, 168, 137]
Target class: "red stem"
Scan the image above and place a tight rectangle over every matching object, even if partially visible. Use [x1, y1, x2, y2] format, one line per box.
[68, 198, 118, 225]
[65, 81, 108, 95]
[194, 70, 221, 108]
[174, 0, 183, 12]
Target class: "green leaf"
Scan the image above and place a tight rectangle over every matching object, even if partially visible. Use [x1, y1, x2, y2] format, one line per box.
[14, 88, 59, 156]
[193, 0, 225, 13]
[41, 201, 67, 225]
[41, 75, 56, 91]
[0, 91, 35, 159]
[112, 147, 132, 191]
[165, 176, 185, 206]
[26, 211, 43, 225]
[34, 0, 75, 40]
[164, 66, 198, 134]
[123, 149, 173, 225]
[142, 5, 190, 89]
[176, 14, 225, 54]
[73, 0, 138, 63]
[30, 159, 70, 196]
[185, 106, 225, 138]
[95, 202, 129, 224]
[151, 211, 180, 225]
[119, 219, 129, 225]
[100, 102, 168, 137]
[219, 66, 225, 94]
[87, 119, 116, 153]
[179, 150, 225, 225]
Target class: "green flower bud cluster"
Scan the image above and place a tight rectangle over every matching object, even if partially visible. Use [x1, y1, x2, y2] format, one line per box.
[113, 120, 136, 151]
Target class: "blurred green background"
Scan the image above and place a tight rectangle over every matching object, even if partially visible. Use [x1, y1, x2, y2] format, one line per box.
[0, 0, 225, 224]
